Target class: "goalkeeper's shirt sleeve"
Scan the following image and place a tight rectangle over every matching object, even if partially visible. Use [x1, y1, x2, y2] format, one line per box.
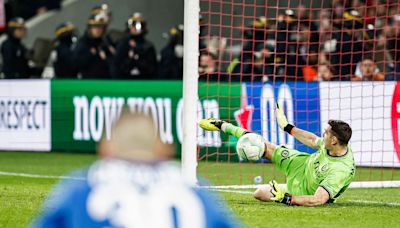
[316, 137, 324, 149]
[319, 170, 350, 200]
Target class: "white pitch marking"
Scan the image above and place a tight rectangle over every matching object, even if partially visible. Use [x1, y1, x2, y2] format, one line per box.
[1, 171, 399, 206]
[210, 189, 254, 194]
[1, 170, 399, 190]
[346, 200, 400, 207]
[0, 171, 85, 181]
[211, 189, 400, 206]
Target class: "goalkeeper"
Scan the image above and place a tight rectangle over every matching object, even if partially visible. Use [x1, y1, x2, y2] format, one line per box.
[199, 104, 355, 206]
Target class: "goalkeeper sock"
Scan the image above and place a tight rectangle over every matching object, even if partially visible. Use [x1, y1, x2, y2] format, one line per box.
[221, 123, 248, 138]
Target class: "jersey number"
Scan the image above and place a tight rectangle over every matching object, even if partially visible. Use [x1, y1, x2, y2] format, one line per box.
[87, 183, 206, 228]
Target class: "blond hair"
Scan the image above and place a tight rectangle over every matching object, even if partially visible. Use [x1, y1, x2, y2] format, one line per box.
[103, 111, 164, 161]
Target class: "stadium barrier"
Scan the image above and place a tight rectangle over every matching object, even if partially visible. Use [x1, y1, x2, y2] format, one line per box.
[0, 80, 51, 151]
[0, 80, 399, 167]
[50, 80, 237, 153]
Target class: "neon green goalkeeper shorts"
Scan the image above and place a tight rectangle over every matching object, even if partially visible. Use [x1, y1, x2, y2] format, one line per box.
[271, 146, 310, 195]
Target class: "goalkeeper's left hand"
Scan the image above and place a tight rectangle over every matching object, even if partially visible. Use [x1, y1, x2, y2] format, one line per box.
[276, 103, 294, 135]
[199, 118, 225, 131]
[269, 180, 293, 206]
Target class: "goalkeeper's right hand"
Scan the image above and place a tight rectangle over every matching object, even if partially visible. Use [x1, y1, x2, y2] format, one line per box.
[269, 180, 293, 206]
[199, 118, 225, 131]
[276, 103, 294, 134]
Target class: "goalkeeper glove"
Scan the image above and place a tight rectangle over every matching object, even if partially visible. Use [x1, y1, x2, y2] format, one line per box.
[276, 103, 294, 134]
[269, 180, 293, 206]
[199, 118, 225, 131]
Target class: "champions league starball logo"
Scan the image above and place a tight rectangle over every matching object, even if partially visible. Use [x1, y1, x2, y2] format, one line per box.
[391, 82, 400, 161]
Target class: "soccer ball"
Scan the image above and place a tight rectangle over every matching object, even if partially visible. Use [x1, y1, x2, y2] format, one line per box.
[236, 133, 265, 162]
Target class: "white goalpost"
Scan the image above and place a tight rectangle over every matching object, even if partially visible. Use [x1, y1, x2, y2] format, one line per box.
[182, 0, 200, 185]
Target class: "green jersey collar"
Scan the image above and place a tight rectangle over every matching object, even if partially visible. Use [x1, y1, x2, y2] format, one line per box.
[327, 148, 349, 158]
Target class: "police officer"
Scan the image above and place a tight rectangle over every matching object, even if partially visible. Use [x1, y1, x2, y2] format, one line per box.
[73, 14, 113, 79]
[113, 13, 157, 79]
[227, 16, 270, 81]
[53, 22, 78, 78]
[1, 17, 31, 79]
[90, 3, 121, 48]
[159, 25, 183, 79]
[330, 10, 364, 80]
[90, 4, 112, 24]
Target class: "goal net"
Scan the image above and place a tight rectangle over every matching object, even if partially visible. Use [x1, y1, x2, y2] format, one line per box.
[185, 0, 400, 188]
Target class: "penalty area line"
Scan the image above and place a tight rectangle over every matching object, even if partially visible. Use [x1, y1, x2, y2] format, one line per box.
[210, 189, 254, 194]
[1, 171, 400, 206]
[346, 200, 400, 207]
[211, 189, 400, 206]
[0, 171, 85, 181]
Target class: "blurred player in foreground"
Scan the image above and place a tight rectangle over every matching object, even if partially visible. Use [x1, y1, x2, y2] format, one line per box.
[33, 112, 237, 227]
[199, 104, 355, 206]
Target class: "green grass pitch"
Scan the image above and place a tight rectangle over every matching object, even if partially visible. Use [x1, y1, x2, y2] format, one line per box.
[0, 152, 399, 227]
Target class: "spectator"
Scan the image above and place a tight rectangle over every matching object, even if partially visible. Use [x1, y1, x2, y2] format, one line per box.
[351, 0, 366, 18]
[382, 18, 400, 80]
[369, 24, 391, 74]
[73, 14, 113, 79]
[329, 10, 364, 80]
[302, 68, 318, 81]
[1, 17, 30, 78]
[159, 25, 184, 79]
[229, 16, 270, 81]
[318, 9, 333, 45]
[296, 4, 309, 21]
[252, 42, 276, 82]
[364, 0, 380, 26]
[317, 64, 334, 81]
[199, 51, 217, 80]
[199, 14, 207, 51]
[113, 13, 158, 79]
[387, 14, 400, 72]
[332, 0, 345, 19]
[296, 5, 318, 32]
[199, 51, 229, 81]
[352, 58, 385, 81]
[53, 22, 78, 78]
[289, 20, 319, 81]
[276, 10, 298, 62]
[375, 1, 390, 27]
[362, 23, 378, 55]
[275, 10, 303, 80]
[33, 112, 237, 228]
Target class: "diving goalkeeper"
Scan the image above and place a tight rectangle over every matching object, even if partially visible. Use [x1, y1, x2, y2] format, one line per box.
[199, 104, 355, 206]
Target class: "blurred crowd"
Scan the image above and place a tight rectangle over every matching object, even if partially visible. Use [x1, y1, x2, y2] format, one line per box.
[1, 0, 400, 81]
[0, 3, 183, 80]
[200, 0, 400, 81]
[4, 0, 63, 21]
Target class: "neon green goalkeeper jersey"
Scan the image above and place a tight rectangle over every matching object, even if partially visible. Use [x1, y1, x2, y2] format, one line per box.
[272, 138, 356, 202]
